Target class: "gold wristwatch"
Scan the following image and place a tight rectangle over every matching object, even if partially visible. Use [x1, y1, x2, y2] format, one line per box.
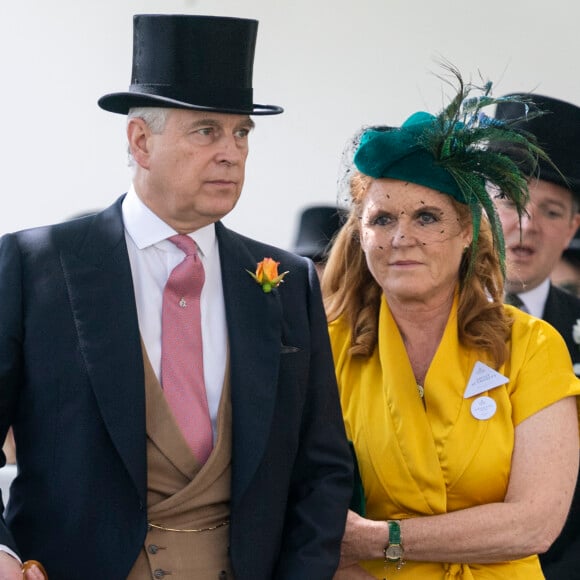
[384, 520, 404, 569]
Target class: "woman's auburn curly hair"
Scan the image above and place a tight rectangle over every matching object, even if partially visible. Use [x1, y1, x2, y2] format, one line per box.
[321, 172, 513, 369]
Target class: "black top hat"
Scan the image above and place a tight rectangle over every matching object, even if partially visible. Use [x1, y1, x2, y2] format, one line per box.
[494, 94, 580, 197]
[98, 14, 283, 116]
[292, 206, 344, 262]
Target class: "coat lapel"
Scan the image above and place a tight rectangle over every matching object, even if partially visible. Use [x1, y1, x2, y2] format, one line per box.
[59, 212, 284, 506]
[543, 285, 566, 332]
[544, 285, 577, 357]
[60, 198, 147, 504]
[216, 223, 283, 501]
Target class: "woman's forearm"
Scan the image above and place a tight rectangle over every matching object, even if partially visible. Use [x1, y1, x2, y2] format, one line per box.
[343, 398, 579, 566]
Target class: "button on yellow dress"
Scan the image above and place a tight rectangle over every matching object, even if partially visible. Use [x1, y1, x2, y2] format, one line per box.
[329, 294, 580, 579]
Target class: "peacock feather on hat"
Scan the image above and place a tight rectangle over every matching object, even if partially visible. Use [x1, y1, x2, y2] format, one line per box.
[352, 63, 556, 275]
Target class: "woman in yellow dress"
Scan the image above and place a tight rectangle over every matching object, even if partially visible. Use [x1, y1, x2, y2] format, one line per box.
[323, 69, 580, 579]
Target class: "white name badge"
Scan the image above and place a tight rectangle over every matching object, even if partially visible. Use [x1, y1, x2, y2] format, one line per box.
[471, 396, 497, 420]
[464, 361, 509, 398]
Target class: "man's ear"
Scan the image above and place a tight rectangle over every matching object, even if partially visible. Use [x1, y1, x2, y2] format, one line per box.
[127, 117, 152, 169]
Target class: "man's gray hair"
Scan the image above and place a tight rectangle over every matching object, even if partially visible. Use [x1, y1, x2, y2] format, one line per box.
[126, 107, 171, 168]
[127, 107, 170, 133]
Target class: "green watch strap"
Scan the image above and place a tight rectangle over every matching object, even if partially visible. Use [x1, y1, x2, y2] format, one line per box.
[388, 520, 401, 545]
[385, 520, 405, 569]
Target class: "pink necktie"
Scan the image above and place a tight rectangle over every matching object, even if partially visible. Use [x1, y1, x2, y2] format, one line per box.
[161, 234, 213, 464]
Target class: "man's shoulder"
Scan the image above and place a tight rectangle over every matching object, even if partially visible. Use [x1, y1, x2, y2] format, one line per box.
[1, 197, 124, 256]
[547, 283, 580, 311]
[217, 223, 311, 270]
[543, 283, 580, 337]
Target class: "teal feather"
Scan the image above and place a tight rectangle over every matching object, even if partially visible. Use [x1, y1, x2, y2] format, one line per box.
[416, 63, 556, 275]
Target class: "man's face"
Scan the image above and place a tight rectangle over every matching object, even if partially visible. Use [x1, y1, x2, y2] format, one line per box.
[494, 179, 580, 293]
[131, 108, 254, 233]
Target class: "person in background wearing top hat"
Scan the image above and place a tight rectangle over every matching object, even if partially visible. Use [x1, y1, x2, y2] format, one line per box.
[0, 14, 352, 580]
[492, 95, 580, 362]
[292, 205, 344, 278]
[492, 94, 580, 579]
[552, 228, 580, 297]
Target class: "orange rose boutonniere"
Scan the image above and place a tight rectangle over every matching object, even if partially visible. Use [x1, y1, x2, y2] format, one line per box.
[247, 257, 289, 293]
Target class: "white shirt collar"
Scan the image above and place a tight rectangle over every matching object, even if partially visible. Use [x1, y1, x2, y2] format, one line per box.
[121, 185, 216, 258]
[517, 278, 550, 319]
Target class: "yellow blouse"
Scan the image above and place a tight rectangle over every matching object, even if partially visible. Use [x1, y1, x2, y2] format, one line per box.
[329, 295, 580, 579]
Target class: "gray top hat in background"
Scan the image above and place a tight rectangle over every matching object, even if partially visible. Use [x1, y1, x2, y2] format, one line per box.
[494, 94, 580, 198]
[98, 14, 283, 116]
[292, 206, 344, 262]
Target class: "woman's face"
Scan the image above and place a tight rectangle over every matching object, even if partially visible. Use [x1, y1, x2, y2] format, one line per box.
[359, 178, 472, 305]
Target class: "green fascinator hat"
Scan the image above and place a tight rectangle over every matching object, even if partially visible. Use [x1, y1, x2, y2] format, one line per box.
[352, 65, 552, 274]
[355, 111, 467, 203]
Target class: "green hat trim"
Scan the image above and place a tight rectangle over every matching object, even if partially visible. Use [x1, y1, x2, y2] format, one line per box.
[352, 65, 553, 276]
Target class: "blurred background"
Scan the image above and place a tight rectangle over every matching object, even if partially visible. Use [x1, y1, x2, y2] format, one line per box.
[1, 0, 579, 249]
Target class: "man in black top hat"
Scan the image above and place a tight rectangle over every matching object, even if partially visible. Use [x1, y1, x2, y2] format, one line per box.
[0, 14, 352, 579]
[492, 93, 580, 580]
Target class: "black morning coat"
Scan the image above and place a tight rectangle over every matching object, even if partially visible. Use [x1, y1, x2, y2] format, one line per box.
[0, 196, 353, 580]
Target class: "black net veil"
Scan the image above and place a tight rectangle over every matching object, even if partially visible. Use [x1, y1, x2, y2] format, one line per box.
[336, 125, 394, 209]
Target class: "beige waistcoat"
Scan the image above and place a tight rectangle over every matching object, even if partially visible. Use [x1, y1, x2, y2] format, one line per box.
[128, 350, 233, 580]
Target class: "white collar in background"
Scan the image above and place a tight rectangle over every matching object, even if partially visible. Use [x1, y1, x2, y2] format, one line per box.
[516, 278, 550, 319]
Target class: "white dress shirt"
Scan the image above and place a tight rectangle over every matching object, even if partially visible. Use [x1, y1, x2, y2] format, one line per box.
[122, 186, 228, 439]
[516, 278, 550, 319]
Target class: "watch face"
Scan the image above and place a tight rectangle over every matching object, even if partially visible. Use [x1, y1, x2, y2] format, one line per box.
[386, 544, 404, 560]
